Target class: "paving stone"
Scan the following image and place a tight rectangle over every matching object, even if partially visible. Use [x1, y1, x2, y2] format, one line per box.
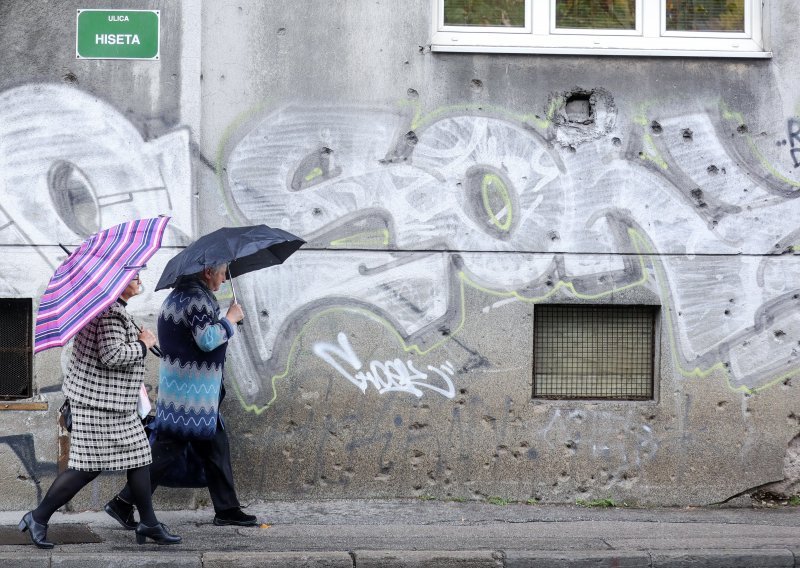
[650, 549, 795, 568]
[0, 552, 50, 568]
[355, 550, 502, 567]
[51, 552, 201, 568]
[202, 551, 353, 567]
[505, 550, 651, 567]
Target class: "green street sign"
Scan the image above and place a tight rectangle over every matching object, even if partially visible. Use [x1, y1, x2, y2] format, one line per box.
[76, 9, 160, 60]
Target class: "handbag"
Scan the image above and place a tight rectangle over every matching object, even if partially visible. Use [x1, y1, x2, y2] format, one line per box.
[59, 399, 72, 432]
[143, 418, 207, 488]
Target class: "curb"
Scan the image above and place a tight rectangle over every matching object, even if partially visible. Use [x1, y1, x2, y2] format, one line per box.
[0, 549, 796, 567]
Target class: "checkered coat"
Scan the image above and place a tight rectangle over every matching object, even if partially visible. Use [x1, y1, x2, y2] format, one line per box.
[62, 300, 152, 471]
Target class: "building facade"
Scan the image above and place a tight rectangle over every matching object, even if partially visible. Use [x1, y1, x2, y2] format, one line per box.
[0, 0, 798, 510]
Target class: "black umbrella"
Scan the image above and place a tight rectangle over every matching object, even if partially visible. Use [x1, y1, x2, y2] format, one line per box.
[155, 225, 305, 292]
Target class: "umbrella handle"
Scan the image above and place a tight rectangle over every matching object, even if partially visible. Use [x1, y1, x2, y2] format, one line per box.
[131, 319, 163, 358]
[228, 268, 244, 327]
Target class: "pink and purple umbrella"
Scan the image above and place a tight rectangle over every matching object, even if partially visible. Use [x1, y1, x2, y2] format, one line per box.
[34, 216, 171, 353]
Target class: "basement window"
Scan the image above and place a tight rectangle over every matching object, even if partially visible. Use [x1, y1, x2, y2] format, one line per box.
[432, 0, 769, 58]
[0, 299, 33, 400]
[533, 304, 656, 400]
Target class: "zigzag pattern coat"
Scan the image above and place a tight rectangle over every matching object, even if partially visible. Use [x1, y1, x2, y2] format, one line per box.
[153, 279, 235, 440]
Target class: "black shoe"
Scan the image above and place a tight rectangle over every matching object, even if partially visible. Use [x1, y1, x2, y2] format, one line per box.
[18, 512, 54, 549]
[135, 522, 182, 545]
[213, 507, 258, 527]
[104, 497, 137, 530]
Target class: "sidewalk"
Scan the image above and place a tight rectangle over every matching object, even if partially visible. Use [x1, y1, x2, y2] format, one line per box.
[1, 499, 799, 567]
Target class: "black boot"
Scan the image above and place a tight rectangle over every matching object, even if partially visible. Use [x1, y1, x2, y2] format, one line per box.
[18, 512, 54, 549]
[135, 522, 181, 545]
[104, 496, 137, 530]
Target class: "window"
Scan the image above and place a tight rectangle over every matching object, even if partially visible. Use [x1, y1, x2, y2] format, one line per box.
[533, 304, 656, 400]
[0, 299, 33, 400]
[432, 0, 768, 57]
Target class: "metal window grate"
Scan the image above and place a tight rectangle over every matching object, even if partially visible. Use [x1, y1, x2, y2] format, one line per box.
[0, 298, 33, 399]
[533, 304, 656, 400]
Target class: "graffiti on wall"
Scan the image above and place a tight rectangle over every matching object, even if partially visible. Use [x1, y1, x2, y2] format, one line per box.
[0, 84, 798, 408]
[313, 332, 457, 399]
[214, 101, 800, 411]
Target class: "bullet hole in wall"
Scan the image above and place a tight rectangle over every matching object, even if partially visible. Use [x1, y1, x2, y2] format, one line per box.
[565, 93, 593, 125]
[682, 128, 693, 142]
[690, 188, 707, 208]
[471, 79, 483, 93]
[550, 87, 616, 147]
[407, 88, 419, 99]
[650, 121, 662, 135]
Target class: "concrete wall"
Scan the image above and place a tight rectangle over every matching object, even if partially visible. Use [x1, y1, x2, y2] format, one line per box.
[0, 0, 799, 510]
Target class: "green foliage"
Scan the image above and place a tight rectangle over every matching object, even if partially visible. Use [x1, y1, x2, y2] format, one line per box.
[556, 0, 636, 30]
[487, 495, 511, 505]
[525, 498, 539, 505]
[418, 494, 436, 501]
[789, 495, 800, 506]
[443, 0, 525, 27]
[576, 498, 617, 508]
[665, 0, 745, 32]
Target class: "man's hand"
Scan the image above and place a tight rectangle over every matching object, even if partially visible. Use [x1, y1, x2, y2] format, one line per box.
[225, 302, 244, 324]
[138, 328, 157, 348]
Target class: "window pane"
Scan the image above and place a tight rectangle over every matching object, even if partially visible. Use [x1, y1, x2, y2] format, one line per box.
[555, 0, 636, 30]
[443, 0, 525, 27]
[666, 0, 744, 32]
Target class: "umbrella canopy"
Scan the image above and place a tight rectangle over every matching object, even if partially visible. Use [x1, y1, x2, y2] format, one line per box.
[155, 224, 305, 291]
[34, 216, 171, 353]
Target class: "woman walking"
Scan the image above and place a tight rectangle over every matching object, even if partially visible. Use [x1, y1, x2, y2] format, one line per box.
[19, 272, 180, 548]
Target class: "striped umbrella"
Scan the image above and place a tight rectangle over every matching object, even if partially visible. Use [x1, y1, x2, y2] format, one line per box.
[34, 216, 171, 353]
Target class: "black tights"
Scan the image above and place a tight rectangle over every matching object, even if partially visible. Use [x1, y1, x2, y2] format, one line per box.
[33, 466, 157, 526]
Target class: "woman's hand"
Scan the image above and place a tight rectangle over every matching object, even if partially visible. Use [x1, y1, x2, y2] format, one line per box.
[138, 329, 157, 349]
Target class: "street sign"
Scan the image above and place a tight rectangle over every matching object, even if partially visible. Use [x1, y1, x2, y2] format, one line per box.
[76, 9, 160, 60]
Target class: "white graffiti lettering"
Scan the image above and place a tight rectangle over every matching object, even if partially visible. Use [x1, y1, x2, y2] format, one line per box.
[313, 332, 456, 399]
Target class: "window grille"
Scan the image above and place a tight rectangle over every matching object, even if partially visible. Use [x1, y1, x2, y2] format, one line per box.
[533, 304, 656, 400]
[0, 298, 33, 399]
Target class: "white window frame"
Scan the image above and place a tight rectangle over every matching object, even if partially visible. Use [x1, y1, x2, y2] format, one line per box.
[432, 0, 770, 58]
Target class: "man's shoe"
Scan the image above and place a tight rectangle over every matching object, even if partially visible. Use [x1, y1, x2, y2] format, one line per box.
[104, 497, 137, 530]
[213, 507, 258, 527]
